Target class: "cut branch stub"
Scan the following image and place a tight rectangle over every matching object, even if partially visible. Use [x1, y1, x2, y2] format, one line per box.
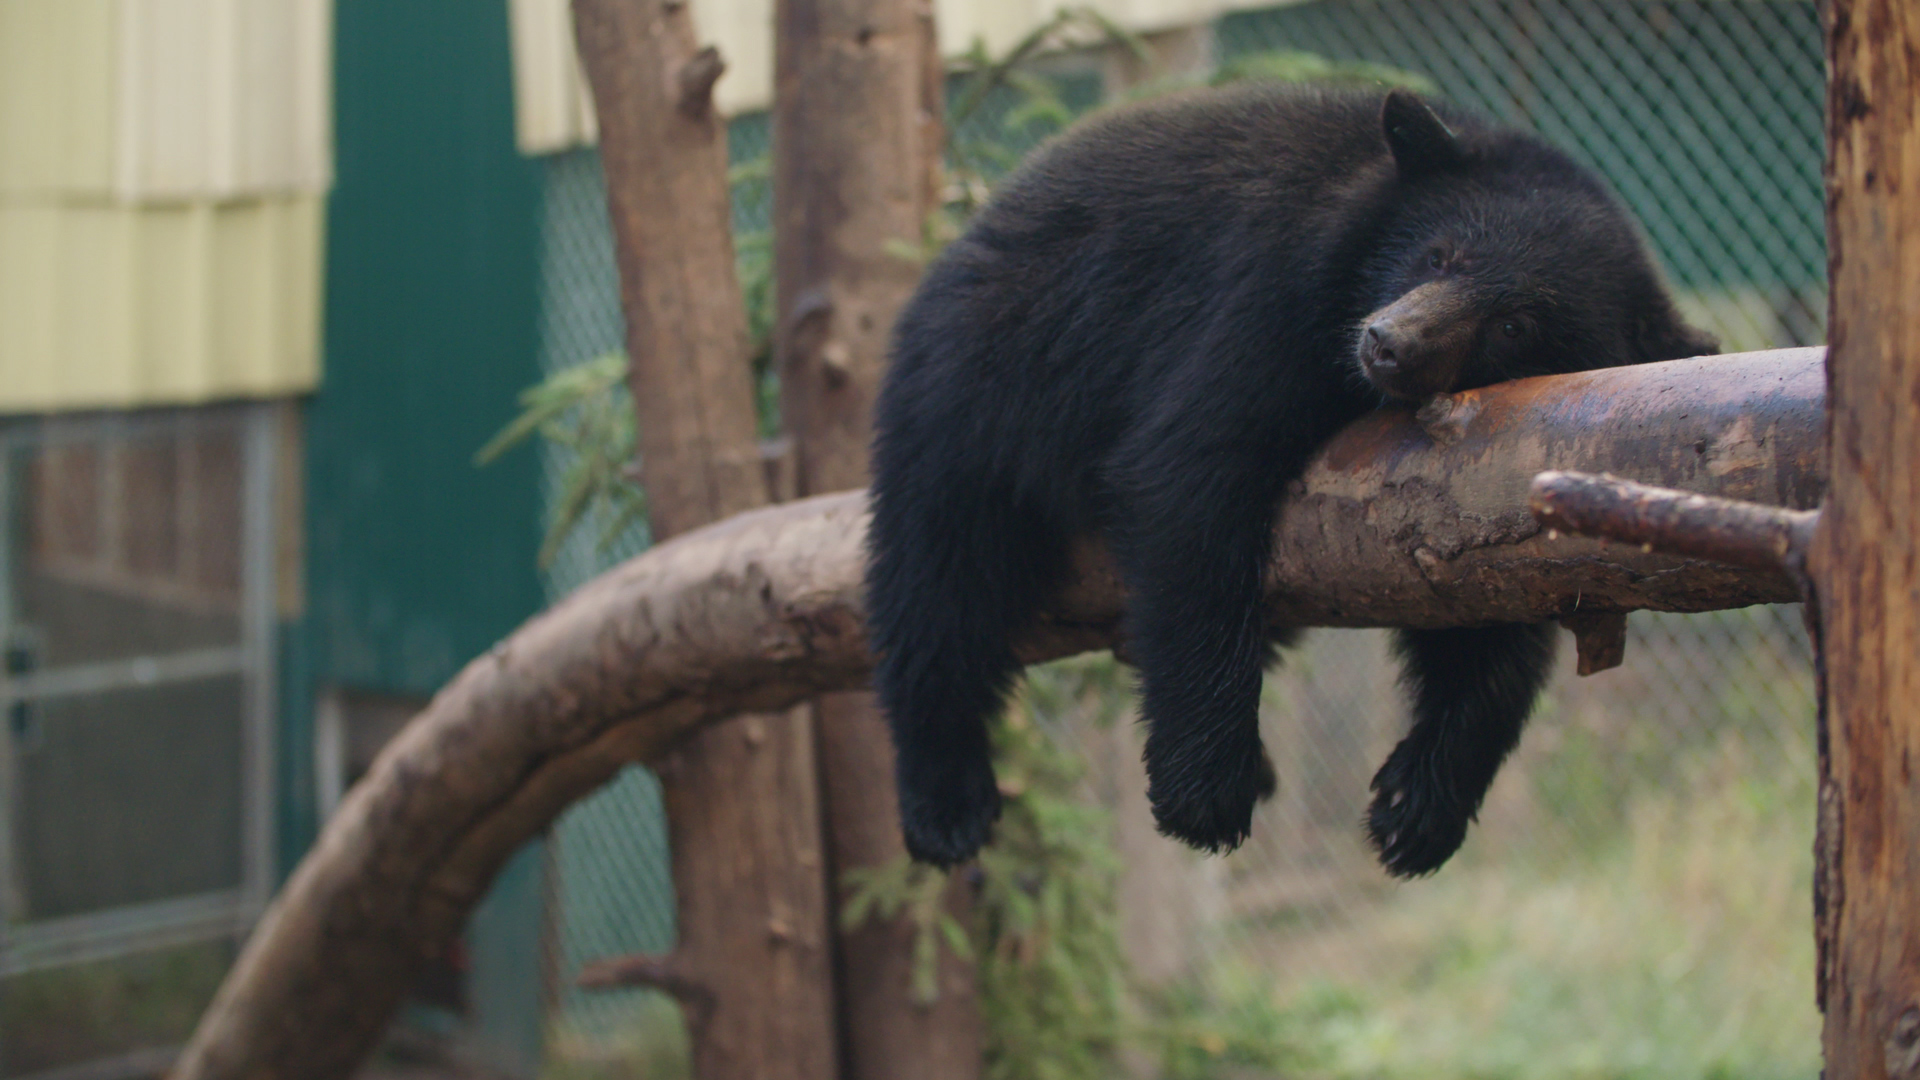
[1560, 610, 1628, 676]
[577, 953, 720, 1028]
[678, 46, 726, 115]
[1528, 469, 1820, 576]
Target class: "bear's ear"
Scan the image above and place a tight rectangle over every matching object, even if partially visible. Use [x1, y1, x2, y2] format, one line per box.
[1637, 313, 1720, 362]
[1383, 89, 1464, 179]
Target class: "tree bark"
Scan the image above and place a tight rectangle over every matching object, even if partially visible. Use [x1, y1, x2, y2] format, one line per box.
[772, 0, 981, 1074]
[171, 347, 1823, 1080]
[572, 0, 765, 539]
[569, 4, 836, 1080]
[1813, 1, 1920, 1074]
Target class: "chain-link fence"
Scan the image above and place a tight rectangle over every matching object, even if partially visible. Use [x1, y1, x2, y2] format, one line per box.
[1218, 0, 1826, 352]
[530, 148, 675, 1071]
[529, 2, 1824, 1074]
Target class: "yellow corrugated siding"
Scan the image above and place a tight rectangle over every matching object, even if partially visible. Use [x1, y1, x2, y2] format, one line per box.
[508, 0, 595, 153]
[121, 0, 333, 199]
[0, 0, 329, 413]
[0, 0, 119, 196]
[0, 0, 331, 200]
[0, 196, 323, 414]
[508, 0, 1256, 154]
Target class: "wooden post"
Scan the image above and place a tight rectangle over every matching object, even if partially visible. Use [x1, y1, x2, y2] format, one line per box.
[1814, 0, 1920, 1074]
[571, 3, 838, 1079]
[772, 0, 982, 1075]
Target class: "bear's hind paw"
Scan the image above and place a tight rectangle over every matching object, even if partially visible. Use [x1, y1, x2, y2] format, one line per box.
[898, 757, 1003, 868]
[1146, 743, 1277, 855]
[1365, 748, 1471, 877]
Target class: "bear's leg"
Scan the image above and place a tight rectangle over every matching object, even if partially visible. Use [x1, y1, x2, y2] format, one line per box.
[1368, 622, 1559, 876]
[1113, 450, 1294, 855]
[868, 489, 1068, 866]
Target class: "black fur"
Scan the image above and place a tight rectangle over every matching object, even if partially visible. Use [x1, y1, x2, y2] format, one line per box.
[865, 85, 1716, 875]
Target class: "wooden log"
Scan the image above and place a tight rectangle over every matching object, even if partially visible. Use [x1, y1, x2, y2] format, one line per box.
[171, 347, 1823, 1080]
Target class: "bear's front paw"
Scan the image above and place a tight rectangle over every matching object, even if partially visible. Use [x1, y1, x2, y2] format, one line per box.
[1148, 746, 1276, 854]
[1365, 739, 1470, 877]
[898, 752, 1002, 868]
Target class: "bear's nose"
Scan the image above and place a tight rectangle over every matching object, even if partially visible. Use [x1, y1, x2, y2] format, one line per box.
[1367, 322, 1400, 367]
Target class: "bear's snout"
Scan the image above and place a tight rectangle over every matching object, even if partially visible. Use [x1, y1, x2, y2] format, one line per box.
[1364, 321, 1405, 368]
[1356, 281, 1477, 400]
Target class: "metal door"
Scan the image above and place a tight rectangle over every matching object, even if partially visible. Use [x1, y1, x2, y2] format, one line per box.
[0, 404, 277, 1080]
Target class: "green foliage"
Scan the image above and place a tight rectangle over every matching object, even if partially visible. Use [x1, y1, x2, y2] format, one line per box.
[478, 145, 781, 568]
[727, 154, 782, 434]
[1142, 974, 1355, 1080]
[541, 991, 692, 1080]
[1, 941, 231, 1073]
[942, 8, 1147, 214]
[1308, 739, 1817, 1080]
[1105, 715, 1819, 1080]
[975, 665, 1128, 1080]
[841, 857, 974, 1005]
[1210, 50, 1435, 95]
[473, 352, 644, 568]
[842, 657, 1129, 1080]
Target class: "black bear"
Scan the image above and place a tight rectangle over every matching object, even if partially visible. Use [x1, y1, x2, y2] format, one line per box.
[865, 85, 1716, 876]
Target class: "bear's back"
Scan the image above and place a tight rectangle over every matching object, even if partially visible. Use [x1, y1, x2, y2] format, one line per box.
[976, 84, 1405, 253]
[882, 86, 1418, 491]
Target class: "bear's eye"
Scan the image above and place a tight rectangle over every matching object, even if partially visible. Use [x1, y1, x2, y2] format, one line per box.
[1427, 251, 1445, 270]
[1500, 320, 1523, 338]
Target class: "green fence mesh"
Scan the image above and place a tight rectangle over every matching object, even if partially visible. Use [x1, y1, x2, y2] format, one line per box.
[1220, 0, 1826, 348]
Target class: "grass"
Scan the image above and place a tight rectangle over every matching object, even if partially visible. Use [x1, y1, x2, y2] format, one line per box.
[543, 991, 690, 1080]
[0, 940, 232, 1075]
[1164, 732, 1820, 1080]
[542, 626, 1823, 1080]
[544, 731, 1820, 1080]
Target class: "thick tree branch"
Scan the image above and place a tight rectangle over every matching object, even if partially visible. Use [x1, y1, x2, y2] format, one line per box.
[174, 347, 1824, 1080]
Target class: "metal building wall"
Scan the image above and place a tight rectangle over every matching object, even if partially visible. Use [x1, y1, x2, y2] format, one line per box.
[301, 1, 548, 1071]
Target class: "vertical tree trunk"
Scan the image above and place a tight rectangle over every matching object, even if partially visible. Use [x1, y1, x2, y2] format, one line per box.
[572, 0, 765, 539]
[571, 4, 837, 1079]
[772, 0, 981, 1076]
[1813, 0, 1920, 1075]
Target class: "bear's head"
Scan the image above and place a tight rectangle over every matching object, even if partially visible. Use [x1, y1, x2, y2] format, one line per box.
[1353, 90, 1719, 402]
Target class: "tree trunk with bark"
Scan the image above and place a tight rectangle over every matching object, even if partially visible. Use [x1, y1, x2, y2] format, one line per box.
[772, 0, 981, 1075]
[571, 3, 836, 1079]
[170, 348, 1822, 1080]
[1813, 0, 1920, 1074]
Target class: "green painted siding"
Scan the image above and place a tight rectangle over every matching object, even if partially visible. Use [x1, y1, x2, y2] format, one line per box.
[309, 1, 545, 696]
[300, 4, 548, 1071]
